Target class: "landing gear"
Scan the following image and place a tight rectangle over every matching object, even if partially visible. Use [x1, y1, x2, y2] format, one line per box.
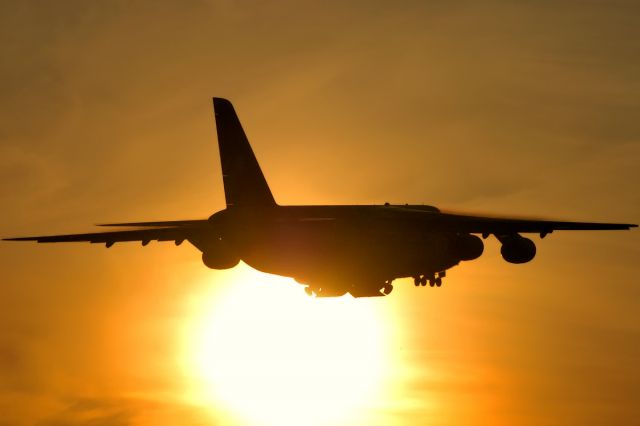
[304, 278, 396, 298]
[413, 276, 428, 286]
[414, 275, 428, 286]
[304, 285, 348, 297]
[416, 271, 446, 288]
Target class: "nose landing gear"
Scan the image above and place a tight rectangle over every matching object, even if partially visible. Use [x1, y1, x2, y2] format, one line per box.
[304, 285, 349, 297]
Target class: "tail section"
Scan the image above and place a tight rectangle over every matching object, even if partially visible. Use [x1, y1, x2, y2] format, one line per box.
[213, 98, 276, 209]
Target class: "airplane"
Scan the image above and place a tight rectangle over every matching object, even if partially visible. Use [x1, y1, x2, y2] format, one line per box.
[4, 98, 637, 297]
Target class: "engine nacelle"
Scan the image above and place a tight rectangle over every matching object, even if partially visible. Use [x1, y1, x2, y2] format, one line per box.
[201, 243, 239, 270]
[454, 234, 484, 261]
[500, 235, 536, 264]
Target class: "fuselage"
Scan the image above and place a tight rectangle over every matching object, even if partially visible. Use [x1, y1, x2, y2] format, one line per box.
[206, 204, 483, 293]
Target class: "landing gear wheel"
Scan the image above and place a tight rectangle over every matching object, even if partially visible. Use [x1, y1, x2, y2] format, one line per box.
[420, 276, 428, 286]
[435, 277, 442, 287]
[429, 279, 435, 287]
[382, 283, 393, 295]
[413, 276, 420, 287]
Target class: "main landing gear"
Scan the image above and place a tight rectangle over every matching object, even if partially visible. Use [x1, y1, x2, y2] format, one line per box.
[413, 271, 446, 288]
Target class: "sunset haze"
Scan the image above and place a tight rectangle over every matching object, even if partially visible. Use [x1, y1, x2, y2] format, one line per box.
[1, 1, 639, 425]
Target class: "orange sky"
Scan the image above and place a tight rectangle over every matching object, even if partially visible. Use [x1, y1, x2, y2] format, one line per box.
[1, 1, 639, 425]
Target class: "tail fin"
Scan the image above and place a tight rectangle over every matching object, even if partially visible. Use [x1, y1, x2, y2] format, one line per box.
[213, 97, 276, 209]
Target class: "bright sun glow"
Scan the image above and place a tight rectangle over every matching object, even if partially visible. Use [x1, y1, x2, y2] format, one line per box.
[179, 263, 390, 426]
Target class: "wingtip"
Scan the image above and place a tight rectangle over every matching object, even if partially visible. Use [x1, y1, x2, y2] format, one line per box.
[616, 223, 637, 230]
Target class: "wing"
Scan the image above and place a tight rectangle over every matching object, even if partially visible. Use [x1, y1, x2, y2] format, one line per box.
[97, 220, 207, 227]
[434, 213, 637, 236]
[3, 220, 210, 247]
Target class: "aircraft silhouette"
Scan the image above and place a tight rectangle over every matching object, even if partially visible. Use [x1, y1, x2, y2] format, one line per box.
[5, 98, 637, 297]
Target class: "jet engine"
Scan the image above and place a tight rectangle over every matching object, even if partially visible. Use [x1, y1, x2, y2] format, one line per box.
[201, 242, 239, 270]
[454, 234, 484, 261]
[499, 235, 536, 264]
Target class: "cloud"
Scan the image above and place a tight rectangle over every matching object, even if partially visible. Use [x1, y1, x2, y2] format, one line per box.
[37, 397, 137, 426]
[36, 396, 216, 426]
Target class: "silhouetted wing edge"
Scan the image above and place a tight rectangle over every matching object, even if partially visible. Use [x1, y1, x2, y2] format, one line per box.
[3, 226, 200, 244]
[437, 214, 637, 234]
[97, 219, 208, 227]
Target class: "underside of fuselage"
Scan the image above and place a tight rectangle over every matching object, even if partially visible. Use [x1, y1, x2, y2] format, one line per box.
[205, 205, 480, 297]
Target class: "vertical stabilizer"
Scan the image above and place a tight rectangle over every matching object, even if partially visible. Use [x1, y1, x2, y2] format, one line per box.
[213, 98, 276, 209]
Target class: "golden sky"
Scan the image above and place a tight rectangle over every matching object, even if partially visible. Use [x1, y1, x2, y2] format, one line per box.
[1, 1, 639, 425]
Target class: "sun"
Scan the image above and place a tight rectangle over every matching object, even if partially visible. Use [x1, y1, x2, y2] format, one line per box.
[179, 263, 391, 426]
